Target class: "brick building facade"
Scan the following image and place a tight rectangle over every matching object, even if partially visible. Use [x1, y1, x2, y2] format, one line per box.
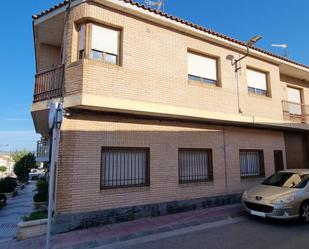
[31, 0, 309, 233]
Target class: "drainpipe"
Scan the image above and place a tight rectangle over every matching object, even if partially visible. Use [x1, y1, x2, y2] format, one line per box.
[46, 121, 59, 249]
[60, 0, 72, 101]
[46, 1, 71, 248]
[46, 103, 63, 249]
[222, 126, 228, 193]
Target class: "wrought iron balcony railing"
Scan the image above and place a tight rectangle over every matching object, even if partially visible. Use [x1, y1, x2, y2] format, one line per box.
[33, 65, 64, 102]
[36, 138, 51, 162]
[282, 100, 309, 124]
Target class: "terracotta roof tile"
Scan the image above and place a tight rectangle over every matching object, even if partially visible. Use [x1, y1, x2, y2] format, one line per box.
[32, 0, 69, 19]
[32, 0, 309, 71]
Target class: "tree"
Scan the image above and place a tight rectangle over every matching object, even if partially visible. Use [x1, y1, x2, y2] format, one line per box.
[11, 150, 29, 163]
[0, 166, 7, 173]
[13, 152, 37, 182]
[0, 165, 7, 178]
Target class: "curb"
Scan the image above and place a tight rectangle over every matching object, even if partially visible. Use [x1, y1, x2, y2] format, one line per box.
[60, 209, 245, 249]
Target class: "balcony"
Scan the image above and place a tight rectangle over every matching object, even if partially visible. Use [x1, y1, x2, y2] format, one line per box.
[282, 100, 309, 124]
[36, 138, 51, 162]
[33, 65, 64, 102]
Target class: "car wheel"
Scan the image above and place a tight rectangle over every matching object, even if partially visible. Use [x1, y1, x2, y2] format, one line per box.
[300, 202, 309, 223]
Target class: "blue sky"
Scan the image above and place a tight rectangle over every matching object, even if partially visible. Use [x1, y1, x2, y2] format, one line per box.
[0, 0, 308, 152]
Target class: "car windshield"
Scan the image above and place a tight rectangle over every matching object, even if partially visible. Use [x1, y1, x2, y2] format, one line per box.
[262, 172, 309, 189]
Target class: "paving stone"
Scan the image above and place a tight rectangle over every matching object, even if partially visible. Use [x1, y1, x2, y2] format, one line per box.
[0, 181, 35, 242]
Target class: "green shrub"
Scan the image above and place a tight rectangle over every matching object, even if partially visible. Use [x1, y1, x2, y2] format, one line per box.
[23, 210, 47, 221]
[33, 192, 47, 202]
[0, 177, 17, 193]
[36, 178, 48, 193]
[33, 178, 48, 203]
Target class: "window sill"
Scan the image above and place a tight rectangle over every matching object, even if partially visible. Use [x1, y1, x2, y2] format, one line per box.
[68, 59, 83, 68]
[188, 79, 221, 89]
[247, 92, 271, 100]
[84, 58, 122, 69]
[179, 179, 214, 187]
[100, 185, 150, 194]
[241, 176, 265, 182]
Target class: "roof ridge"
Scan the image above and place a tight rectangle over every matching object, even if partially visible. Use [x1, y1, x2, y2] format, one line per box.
[32, 0, 309, 71]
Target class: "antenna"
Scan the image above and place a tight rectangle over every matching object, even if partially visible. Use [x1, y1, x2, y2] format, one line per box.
[145, 0, 164, 11]
[271, 44, 288, 58]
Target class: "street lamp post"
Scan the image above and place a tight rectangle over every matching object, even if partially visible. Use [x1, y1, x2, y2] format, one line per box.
[46, 102, 63, 249]
[232, 35, 262, 72]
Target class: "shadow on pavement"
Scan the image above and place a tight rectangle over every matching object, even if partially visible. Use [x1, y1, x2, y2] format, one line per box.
[244, 212, 307, 227]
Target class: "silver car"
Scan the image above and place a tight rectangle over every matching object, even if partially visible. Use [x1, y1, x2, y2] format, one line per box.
[242, 169, 309, 223]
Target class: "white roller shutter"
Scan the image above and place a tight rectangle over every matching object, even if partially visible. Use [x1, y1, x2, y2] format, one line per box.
[91, 24, 119, 55]
[78, 24, 85, 51]
[187, 52, 217, 81]
[287, 87, 302, 115]
[247, 69, 267, 90]
[287, 87, 301, 104]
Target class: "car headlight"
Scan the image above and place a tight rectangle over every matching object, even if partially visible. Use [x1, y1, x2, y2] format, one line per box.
[242, 191, 248, 199]
[270, 195, 295, 205]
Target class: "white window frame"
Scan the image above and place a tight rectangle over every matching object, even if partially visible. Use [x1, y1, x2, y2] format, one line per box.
[90, 24, 120, 65]
[246, 68, 268, 96]
[287, 86, 302, 115]
[187, 52, 218, 85]
[78, 24, 86, 59]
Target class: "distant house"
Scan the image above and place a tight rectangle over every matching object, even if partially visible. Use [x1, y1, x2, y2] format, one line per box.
[0, 153, 15, 177]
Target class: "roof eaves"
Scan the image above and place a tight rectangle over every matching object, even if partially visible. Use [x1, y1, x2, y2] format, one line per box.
[32, 0, 69, 19]
[32, 0, 309, 71]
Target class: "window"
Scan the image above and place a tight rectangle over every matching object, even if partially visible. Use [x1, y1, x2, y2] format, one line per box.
[262, 172, 309, 189]
[78, 24, 86, 59]
[101, 147, 149, 188]
[287, 87, 302, 115]
[246, 68, 268, 96]
[274, 150, 284, 172]
[91, 24, 119, 64]
[239, 150, 264, 178]
[187, 52, 218, 85]
[178, 149, 213, 183]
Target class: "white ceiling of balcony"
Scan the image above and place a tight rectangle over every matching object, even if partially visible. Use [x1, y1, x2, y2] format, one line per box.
[34, 12, 65, 47]
[279, 63, 309, 82]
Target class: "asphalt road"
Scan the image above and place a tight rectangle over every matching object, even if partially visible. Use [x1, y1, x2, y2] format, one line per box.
[118, 214, 309, 249]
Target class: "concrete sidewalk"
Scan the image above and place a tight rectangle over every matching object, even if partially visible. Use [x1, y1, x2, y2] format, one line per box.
[0, 203, 244, 249]
[0, 181, 35, 242]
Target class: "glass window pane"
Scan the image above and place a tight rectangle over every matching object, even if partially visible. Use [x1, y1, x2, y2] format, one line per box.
[101, 148, 148, 188]
[247, 68, 267, 91]
[179, 149, 212, 183]
[105, 54, 117, 64]
[92, 24, 119, 55]
[91, 50, 103, 60]
[240, 151, 262, 177]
